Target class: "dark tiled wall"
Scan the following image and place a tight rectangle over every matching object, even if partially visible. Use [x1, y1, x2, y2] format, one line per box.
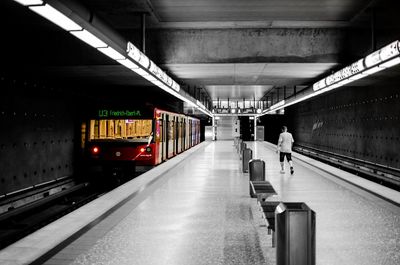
[0, 77, 75, 194]
[286, 84, 400, 169]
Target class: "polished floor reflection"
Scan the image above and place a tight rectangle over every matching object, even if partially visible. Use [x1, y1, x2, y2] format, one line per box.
[44, 141, 400, 265]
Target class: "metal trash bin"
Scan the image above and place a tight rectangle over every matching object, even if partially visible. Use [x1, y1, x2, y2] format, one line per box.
[249, 159, 265, 181]
[242, 148, 253, 173]
[275, 202, 316, 265]
[249, 159, 265, 196]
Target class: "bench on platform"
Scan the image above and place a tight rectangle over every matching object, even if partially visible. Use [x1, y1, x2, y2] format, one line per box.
[260, 201, 280, 247]
[249, 180, 280, 247]
[249, 180, 277, 201]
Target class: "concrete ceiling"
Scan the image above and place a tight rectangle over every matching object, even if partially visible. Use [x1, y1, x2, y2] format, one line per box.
[80, 0, 371, 28]
[151, 0, 368, 22]
[165, 63, 338, 98]
[74, 0, 373, 101]
[3, 0, 396, 107]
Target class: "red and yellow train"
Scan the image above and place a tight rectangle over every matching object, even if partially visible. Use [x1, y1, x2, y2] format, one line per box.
[83, 107, 200, 171]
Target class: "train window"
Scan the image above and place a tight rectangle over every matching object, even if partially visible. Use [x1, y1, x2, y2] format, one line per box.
[168, 120, 174, 140]
[156, 119, 163, 142]
[89, 119, 152, 141]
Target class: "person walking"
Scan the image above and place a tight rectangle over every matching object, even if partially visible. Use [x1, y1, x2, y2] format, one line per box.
[276, 126, 294, 174]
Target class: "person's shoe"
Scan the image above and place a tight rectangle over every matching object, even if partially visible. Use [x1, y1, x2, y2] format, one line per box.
[280, 170, 285, 174]
[290, 167, 294, 175]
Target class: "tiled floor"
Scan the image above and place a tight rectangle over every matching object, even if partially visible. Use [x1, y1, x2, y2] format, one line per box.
[43, 141, 400, 265]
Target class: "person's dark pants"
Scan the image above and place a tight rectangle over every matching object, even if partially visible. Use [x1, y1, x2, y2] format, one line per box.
[279, 152, 292, 162]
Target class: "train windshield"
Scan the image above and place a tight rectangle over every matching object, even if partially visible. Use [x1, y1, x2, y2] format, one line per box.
[88, 119, 153, 142]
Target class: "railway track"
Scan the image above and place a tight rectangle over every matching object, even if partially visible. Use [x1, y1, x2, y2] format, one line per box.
[0, 181, 101, 250]
[0, 169, 143, 250]
[294, 145, 400, 191]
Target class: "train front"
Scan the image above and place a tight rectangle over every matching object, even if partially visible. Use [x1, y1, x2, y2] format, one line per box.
[83, 108, 157, 181]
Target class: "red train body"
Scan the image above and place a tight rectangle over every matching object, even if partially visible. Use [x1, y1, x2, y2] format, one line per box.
[83, 108, 200, 171]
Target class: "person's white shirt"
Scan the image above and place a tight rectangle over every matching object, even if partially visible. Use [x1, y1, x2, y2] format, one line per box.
[277, 132, 294, 153]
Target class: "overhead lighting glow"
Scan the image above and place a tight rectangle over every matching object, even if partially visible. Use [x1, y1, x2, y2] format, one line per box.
[196, 100, 206, 109]
[117, 58, 139, 69]
[349, 74, 363, 81]
[70, 30, 107, 48]
[22, 0, 199, 117]
[270, 100, 285, 110]
[361, 66, 383, 76]
[142, 74, 158, 82]
[126, 42, 141, 62]
[97, 47, 125, 60]
[151, 80, 164, 87]
[29, 4, 82, 31]
[132, 67, 150, 76]
[170, 91, 196, 107]
[13, 0, 43, 5]
[380, 57, 400, 68]
[364, 50, 381, 68]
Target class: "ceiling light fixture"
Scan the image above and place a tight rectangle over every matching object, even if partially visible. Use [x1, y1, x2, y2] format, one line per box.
[16, 0, 197, 115]
[29, 4, 82, 31]
[260, 40, 400, 116]
[13, 0, 43, 6]
[117, 58, 139, 69]
[97, 47, 125, 61]
[70, 29, 108, 48]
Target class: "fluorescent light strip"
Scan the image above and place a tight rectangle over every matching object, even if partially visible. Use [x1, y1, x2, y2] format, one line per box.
[70, 30, 107, 48]
[361, 66, 383, 76]
[13, 0, 43, 5]
[349, 74, 363, 81]
[126, 41, 181, 93]
[197, 107, 213, 116]
[24, 1, 192, 114]
[380, 57, 400, 68]
[132, 67, 150, 76]
[97, 47, 125, 60]
[117, 58, 139, 69]
[312, 40, 400, 94]
[142, 75, 158, 82]
[170, 91, 197, 107]
[270, 100, 285, 110]
[29, 4, 82, 31]
[196, 100, 206, 109]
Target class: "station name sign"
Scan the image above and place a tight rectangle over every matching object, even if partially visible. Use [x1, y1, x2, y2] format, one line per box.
[98, 109, 141, 118]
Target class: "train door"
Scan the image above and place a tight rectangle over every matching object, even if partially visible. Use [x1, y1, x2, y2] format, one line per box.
[157, 117, 163, 164]
[183, 118, 186, 151]
[174, 116, 179, 155]
[181, 117, 185, 151]
[165, 114, 169, 159]
[177, 116, 182, 153]
[168, 114, 174, 158]
[189, 120, 192, 147]
[186, 118, 190, 149]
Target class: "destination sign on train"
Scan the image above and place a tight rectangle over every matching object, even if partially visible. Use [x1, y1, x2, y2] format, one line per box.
[98, 110, 141, 117]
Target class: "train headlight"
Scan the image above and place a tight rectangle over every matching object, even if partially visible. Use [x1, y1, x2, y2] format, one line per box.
[140, 147, 145, 153]
[146, 147, 152, 153]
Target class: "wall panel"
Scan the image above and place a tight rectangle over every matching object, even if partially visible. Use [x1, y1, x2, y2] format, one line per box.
[287, 85, 400, 169]
[0, 77, 75, 195]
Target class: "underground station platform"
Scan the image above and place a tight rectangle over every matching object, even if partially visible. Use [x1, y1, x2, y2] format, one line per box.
[0, 141, 399, 265]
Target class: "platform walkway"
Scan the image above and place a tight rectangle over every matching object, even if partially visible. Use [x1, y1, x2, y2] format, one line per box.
[0, 140, 399, 265]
